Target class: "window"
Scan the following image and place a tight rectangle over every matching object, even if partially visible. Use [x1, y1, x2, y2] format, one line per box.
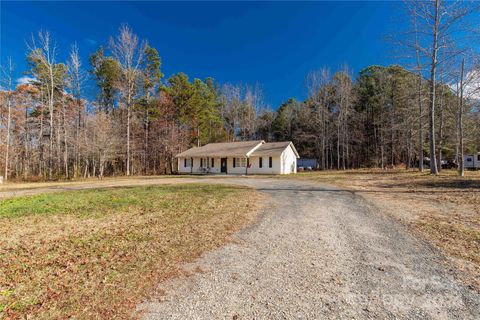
[467, 157, 473, 162]
[200, 158, 208, 167]
[259, 157, 263, 168]
[235, 157, 246, 167]
[185, 158, 192, 167]
[269, 157, 273, 168]
[211, 158, 215, 167]
[478, 155, 480, 161]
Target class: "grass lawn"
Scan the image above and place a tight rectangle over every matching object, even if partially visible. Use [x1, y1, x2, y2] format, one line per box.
[288, 169, 480, 291]
[0, 184, 262, 319]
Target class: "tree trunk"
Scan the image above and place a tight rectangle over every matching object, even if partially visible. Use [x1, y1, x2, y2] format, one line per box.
[413, 9, 424, 173]
[39, 105, 45, 178]
[62, 100, 69, 178]
[74, 98, 82, 178]
[126, 102, 131, 176]
[458, 58, 465, 177]
[437, 91, 444, 172]
[4, 92, 12, 182]
[197, 125, 201, 147]
[428, 0, 440, 174]
[23, 101, 30, 179]
[144, 109, 149, 175]
[49, 104, 54, 179]
[336, 122, 340, 170]
[390, 83, 395, 167]
[48, 64, 55, 180]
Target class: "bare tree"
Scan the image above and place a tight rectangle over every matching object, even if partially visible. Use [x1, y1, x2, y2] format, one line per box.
[28, 31, 66, 179]
[456, 58, 480, 176]
[333, 68, 353, 170]
[220, 83, 241, 141]
[68, 43, 86, 178]
[110, 25, 146, 175]
[244, 83, 265, 139]
[306, 67, 331, 169]
[221, 83, 265, 141]
[2, 59, 14, 181]
[86, 111, 119, 179]
[427, 0, 441, 174]
[404, 0, 472, 174]
[458, 58, 466, 176]
[412, 10, 425, 172]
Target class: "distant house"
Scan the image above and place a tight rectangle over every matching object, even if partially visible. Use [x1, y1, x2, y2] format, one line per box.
[176, 140, 299, 175]
[464, 153, 480, 169]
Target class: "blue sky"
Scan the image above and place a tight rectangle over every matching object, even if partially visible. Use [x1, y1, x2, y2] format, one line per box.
[1, 1, 403, 107]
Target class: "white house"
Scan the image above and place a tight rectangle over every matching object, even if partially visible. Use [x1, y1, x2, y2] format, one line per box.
[464, 153, 480, 169]
[176, 140, 299, 175]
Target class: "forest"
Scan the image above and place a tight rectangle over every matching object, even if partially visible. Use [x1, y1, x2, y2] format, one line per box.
[1, 1, 479, 181]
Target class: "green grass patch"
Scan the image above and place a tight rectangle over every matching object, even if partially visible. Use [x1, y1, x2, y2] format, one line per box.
[0, 184, 240, 219]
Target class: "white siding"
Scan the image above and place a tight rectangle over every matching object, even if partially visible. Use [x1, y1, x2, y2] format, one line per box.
[178, 157, 190, 173]
[280, 145, 297, 174]
[247, 156, 281, 174]
[464, 154, 480, 169]
[177, 145, 298, 175]
[178, 157, 222, 173]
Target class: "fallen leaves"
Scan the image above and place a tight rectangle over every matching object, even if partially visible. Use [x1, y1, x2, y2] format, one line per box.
[0, 184, 262, 319]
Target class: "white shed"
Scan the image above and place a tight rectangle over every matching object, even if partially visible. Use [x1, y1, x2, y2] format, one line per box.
[464, 153, 480, 169]
[176, 140, 299, 175]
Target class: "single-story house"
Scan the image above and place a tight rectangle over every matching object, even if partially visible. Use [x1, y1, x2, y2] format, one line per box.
[464, 153, 480, 169]
[176, 140, 299, 175]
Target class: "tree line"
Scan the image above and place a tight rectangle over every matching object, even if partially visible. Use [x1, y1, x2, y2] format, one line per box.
[1, 1, 479, 181]
[0, 25, 270, 180]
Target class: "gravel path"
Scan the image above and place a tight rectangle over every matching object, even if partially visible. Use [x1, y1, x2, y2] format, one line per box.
[2, 176, 478, 318]
[138, 178, 479, 319]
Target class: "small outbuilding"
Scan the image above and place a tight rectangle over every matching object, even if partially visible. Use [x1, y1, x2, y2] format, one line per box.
[176, 140, 299, 175]
[297, 158, 317, 170]
[464, 153, 480, 169]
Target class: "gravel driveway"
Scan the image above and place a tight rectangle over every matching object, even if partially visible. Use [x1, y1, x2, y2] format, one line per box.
[138, 178, 479, 319]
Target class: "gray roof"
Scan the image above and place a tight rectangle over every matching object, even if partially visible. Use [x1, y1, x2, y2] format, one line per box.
[251, 141, 300, 158]
[176, 140, 264, 158]
[176, 140, 299, 158]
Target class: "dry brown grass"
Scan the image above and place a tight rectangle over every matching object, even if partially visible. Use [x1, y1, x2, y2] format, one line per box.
[0, 184, 262, 319]
[0, 175, 188, 193]
[289, 169, 480, 290]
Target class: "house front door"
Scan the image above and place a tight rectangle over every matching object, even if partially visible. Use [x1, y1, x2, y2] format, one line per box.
[221, 158, 227, 173]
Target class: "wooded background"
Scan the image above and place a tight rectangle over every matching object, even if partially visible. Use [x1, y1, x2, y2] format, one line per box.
[1, 1, 479, 180]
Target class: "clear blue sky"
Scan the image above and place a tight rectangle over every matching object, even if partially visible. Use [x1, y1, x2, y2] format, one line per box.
[1, 1, 403, 108]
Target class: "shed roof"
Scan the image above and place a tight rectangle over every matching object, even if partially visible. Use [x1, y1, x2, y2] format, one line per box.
[176, 140, 264, 158]
[251, 141, 300, 158]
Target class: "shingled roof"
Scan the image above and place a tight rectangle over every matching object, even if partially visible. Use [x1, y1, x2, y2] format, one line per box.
[176, 140, 264, 158]
[176, 140, 299, 158]
[250, 141, 299, 158]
